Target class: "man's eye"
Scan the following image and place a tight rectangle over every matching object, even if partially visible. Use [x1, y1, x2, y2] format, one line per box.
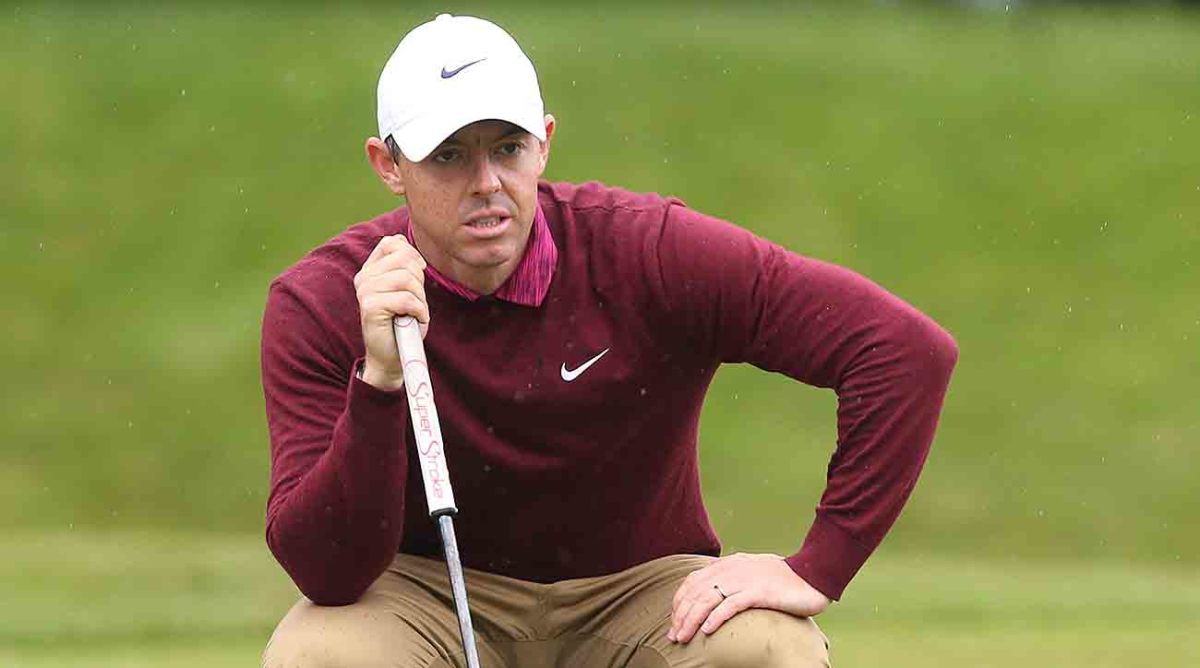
[433, 150, 460, 164]
[496, 142, 522, 157]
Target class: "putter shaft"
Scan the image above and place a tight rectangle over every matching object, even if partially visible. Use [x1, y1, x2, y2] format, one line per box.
[439, 514, 481, 668]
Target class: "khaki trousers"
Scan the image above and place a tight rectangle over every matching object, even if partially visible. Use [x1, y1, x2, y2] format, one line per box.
[264, 553, 830, 668]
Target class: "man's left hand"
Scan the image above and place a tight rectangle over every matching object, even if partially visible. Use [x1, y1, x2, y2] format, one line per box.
[667, 553, 831, 644]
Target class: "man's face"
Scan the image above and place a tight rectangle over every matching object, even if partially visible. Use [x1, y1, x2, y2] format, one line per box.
[394, 118, 552, 290]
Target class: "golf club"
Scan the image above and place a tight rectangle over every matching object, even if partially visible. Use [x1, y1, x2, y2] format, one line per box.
[393, 314, 482, 668]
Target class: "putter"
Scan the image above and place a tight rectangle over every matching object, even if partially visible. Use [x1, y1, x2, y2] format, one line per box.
[393, 315, 482, 668]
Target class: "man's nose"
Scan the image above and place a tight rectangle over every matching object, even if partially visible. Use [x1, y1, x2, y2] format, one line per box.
[470, 154, 502, 196]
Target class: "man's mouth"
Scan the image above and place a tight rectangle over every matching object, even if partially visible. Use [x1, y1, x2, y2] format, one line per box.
[467, 215, 506, 229]
[463, 210, 513, 239]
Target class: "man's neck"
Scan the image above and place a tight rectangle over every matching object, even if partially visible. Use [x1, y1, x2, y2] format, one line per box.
[445, 259, 515, 296]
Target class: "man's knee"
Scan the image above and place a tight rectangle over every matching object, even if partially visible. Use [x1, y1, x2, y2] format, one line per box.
[263, 622, 364, 668]
[703, 610, 830, 668]
[262, 598, 447, 668]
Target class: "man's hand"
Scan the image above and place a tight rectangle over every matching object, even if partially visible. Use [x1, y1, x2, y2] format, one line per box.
[667, 553, 831, 644]
[353, 234, 429, 391]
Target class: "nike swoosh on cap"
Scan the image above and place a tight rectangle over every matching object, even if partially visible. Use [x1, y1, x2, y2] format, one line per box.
[560, 348, 610, 382]
[441, 58, 486, 79]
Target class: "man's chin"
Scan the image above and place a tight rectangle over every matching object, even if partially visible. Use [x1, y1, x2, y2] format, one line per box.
[458, 247, 516, 272]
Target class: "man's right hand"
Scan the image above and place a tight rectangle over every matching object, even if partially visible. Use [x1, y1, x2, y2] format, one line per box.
[353, 234, 430, 391]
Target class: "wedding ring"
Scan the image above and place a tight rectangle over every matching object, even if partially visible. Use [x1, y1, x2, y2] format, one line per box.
[713, 583, 729, 599]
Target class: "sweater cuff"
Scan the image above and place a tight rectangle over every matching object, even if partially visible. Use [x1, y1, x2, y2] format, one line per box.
[346, 358, 409, 443]
[785, 514, 874, 601]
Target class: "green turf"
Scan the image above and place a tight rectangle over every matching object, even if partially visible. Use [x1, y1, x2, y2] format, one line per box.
[3, 2, 1199, 664]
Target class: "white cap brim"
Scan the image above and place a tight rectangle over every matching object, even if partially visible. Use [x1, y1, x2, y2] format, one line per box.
[392, 101, 546, 163]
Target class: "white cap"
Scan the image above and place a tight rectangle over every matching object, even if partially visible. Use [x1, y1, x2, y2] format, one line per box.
[376, 14, 546, 163]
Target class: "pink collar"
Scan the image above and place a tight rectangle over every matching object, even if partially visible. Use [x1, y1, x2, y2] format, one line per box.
[405, 205, 557, 307]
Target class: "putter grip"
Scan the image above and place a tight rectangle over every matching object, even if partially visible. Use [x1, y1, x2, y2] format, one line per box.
[393, 315, 458, 516]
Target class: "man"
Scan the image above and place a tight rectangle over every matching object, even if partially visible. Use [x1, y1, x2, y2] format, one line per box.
[261, 14, 956, 668]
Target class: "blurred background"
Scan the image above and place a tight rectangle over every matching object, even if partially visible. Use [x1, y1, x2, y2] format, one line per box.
[3, 1, 1198, 665]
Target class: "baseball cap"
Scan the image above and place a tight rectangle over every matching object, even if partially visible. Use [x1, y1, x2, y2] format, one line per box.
[376, 14, 546, 163]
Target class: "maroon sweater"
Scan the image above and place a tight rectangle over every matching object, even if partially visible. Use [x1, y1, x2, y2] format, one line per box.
[261, 181, 958, 605]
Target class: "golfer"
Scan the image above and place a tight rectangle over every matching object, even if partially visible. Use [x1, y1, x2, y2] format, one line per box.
[261, 14, 956, 668]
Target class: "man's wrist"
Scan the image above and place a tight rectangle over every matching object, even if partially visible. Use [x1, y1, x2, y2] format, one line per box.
[360, 359, 405, 391]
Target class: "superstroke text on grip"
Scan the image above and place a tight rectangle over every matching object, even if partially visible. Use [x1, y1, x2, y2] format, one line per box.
[394, 316, 457, 516]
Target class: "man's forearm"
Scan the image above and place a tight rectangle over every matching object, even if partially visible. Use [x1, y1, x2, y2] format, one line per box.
[266, 375, 411, 605]
[789, 304, 958, 599]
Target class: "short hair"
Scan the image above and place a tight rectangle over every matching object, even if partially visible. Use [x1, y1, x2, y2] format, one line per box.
[384, 135, 401, 164]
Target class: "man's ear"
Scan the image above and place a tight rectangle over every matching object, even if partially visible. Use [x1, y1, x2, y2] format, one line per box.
[537, 114, 556, 175]
[365, 137, 406, 196]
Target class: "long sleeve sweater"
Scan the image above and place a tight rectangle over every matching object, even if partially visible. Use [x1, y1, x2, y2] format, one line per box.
[260, 180, 958, 605]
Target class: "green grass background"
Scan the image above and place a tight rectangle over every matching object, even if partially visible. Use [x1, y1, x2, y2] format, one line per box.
[3, 2, 1198, 665]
